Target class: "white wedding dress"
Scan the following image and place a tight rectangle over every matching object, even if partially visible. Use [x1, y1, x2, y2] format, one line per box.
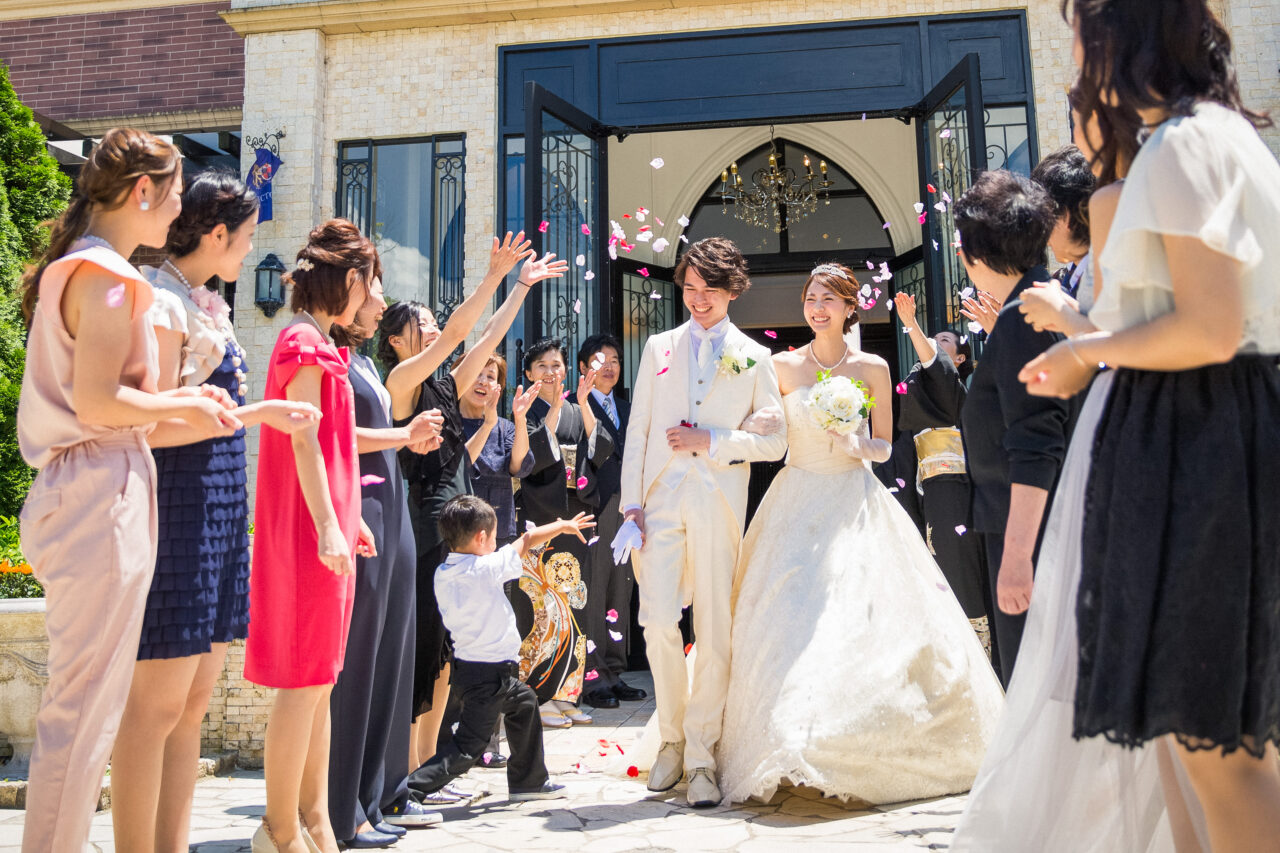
[715, 389, 1005, 805]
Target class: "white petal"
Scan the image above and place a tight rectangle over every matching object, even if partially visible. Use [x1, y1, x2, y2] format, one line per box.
[913, 202, 925, 214]
[651, 238, 669, 253]
[575, 254, 586, 266]
[650, 157, 665, 169]
[636, 231, 653, 242]
[585, 270, 596, 281]
[677, 215, 690, 227]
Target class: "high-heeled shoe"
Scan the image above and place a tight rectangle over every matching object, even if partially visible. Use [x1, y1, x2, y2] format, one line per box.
[297, 811, 325, 853]
[251, 819, 279, 853]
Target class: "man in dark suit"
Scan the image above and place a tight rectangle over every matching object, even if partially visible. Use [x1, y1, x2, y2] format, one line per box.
[575, 334, 647, 709]
[954, 171, 1077, 688]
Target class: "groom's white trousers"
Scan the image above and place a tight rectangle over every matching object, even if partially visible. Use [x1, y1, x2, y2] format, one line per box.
[632, 471, 742, 772]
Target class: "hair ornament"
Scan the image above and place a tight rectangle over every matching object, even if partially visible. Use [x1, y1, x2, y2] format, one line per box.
[811, 263, 849, 280]
[295, 258, 315, 272]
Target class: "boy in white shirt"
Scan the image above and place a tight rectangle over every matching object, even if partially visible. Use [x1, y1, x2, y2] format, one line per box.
[407, 495, 595, 802]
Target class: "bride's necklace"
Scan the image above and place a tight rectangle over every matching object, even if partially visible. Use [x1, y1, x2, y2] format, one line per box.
[80, 234, 117, 255]
[808, 342, 848, 372]
[162, 258, 194, 291]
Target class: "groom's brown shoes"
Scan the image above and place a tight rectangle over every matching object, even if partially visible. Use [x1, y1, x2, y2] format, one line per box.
[647, 741, 684, 792]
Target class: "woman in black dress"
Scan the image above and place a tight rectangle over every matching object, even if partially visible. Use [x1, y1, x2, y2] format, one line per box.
[379, 233, 566, 770]
[328, 275, 447, 843]
[891, 292, 990, 650]
[515, 337, 613, 728]
[1022, 3, 1280, 850]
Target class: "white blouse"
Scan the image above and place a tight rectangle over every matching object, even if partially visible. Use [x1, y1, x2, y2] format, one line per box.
[1092, 102, 1280, 353]
[143, 265, 242, 386]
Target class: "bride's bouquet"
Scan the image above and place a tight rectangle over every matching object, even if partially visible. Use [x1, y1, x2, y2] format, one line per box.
[805, 369, 876, 435]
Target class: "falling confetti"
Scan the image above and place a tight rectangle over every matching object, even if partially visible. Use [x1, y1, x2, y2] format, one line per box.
[562, 390, 571, 399]
[860, 284, 873, 297]
[609, 630, 623, 641]
[592, 354, 605, 369]
[585, 271, 596, 281]
[960, 335, 969, 344]
[575, 254, 585, 266]
[538, 221, 548, 233]
[106, 283, 126, 308]
[764, 330, 777, 339]
[678, 215, 690, 227]
[608, 243, 618, 261]
[937, 583, 949, 592]
[652, 237, 669, 253]
[360, 475, 386, 487]
[606, 608, 619, 623]
[861, 112, 867, 121]
[581, 223, 591, 236]
[650, 157, 665, 169]
[955, 524, 967, 535]
[895, 381, 908, 395]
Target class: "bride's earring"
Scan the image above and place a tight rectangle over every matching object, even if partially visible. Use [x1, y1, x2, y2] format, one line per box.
[140, 200, 150, 211]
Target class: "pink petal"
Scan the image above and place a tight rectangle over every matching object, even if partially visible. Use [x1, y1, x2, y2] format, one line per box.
[105, 282, 126, 308]
[561, 390, 571, 399]
[654, 216, 664, 227]
[651, 237, 669, 253]
[538, 220, 549, 233]
[895, 381, 908, 395]
[576, 476, 588, 489]
[638, 225, 651, 232]
[764, 330, 777, 339]
[937, 582, 949, 591]
[873, 288, 882, 298]
[882, 222, 891, 230]
[927, 183, 937, 193]
[656, 367, 669, 376]
[581, 223, 591, 236]
[895, 478, 906, 488]
[918, 212, 927, 224]
[934, 202, 947, 212]
[942, 191, 953, 204]
[585, 669, 599, 681]
[606, 608, 619, 623]
[360, 474, 387, 487]
[955, 524, 967, 535]
[1036, 370, 1049, 383]
[638, 267, 650, 277]
[940, 128, 952, 138]
[866, 261, 875, 270]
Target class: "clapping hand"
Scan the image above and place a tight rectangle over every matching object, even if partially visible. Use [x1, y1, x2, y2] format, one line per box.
[960, 291, 1002, 335]
[519, 251, 571, 286]
[482, 383, 501, 426]
[575, 367, 598, 409]
[486, 231, 535, 281]
[1020, 281, 1087, 335]
[511, 382, 541, 421]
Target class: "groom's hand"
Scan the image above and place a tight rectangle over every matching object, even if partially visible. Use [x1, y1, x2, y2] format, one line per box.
[623, 508, 646, 545]
[666, 425, 710, 453]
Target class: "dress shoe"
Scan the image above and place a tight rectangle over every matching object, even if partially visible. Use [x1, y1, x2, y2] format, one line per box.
[340, 828, 399, 848]
[611, 681, 648, 702]
[509, 781, 567, 801]
[647, 741, 684, 792]
[686, 767, 721, 809]
[251, 821, 279, 853]
[584, 687, 620, 709]
[373, 822, 406, 838]
[558, 701, 593, 725]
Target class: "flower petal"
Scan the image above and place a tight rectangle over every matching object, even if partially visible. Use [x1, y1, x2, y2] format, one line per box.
[360, 474, 387, 487]
[538, 220, 549, 233]
[581, 223, 591, 236]
[576, 476, 588, 489]
[585, 270, 595, 281]
[106, 283, 126, 308]
[763, 330, 777, 339]
[650, 157, 665, 169]
[609, 629, 623, 641]
[678, 215, 690, 227]
[606, 608, 619, 623]
[575, 254, 585, 266]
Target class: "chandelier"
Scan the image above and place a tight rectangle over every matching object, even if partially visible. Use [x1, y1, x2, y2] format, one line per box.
[715, 127, 834, 233]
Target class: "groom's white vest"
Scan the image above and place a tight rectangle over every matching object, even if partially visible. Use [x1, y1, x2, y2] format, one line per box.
[620, 321, 787, 530]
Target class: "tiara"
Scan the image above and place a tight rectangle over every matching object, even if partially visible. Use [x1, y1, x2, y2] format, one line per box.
[295, 258, 315, 272]
[811, 263, 849, 280]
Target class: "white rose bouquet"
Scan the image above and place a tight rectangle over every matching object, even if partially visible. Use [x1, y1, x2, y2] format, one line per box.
[805, 369, 876, 435]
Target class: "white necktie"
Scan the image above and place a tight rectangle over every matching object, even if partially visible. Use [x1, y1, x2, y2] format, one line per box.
[696, 334, 712, 369]
[601, 395, 617, 429]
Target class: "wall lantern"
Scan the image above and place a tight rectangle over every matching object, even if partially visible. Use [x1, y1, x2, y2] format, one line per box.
[254, 253, 287, 317]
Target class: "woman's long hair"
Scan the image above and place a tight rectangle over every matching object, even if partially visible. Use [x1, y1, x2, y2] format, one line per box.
[1069, 79, 1142, 187]
[21, 127, 180, 325]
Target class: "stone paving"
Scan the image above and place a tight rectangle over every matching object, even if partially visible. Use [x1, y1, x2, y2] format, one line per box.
[0, 673, 965, 851]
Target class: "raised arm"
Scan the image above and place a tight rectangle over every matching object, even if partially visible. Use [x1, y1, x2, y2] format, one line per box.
[451, 250, 569, 394]
[508, 382, 539, 476]
[385, 232, 531, 401]
[894, 292, 938, 365]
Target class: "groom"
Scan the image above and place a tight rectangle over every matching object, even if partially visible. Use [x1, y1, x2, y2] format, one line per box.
[620, 237, 787, 807]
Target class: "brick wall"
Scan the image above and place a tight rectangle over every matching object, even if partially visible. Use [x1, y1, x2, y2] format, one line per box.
[0, 2, 243, 123]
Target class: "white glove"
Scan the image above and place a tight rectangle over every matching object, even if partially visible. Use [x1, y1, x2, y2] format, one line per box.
[739, 406, 784, 436]
[611, 519, 644, 565]
[828, 429, 892, 463]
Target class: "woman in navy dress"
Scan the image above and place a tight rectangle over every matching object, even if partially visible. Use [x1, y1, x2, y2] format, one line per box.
[110, 171, 320, 852]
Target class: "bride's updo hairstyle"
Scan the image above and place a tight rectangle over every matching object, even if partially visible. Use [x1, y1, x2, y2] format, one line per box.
[21, 127, 180, 324]
[286, 218, 377, 317]
[802, 263, 860, 333]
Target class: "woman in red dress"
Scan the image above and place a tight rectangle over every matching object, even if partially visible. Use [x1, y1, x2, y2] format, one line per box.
[245, 219, 377, 853]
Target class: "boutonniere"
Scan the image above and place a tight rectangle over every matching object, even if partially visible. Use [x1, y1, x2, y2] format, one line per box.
[716, 343, 757, 378]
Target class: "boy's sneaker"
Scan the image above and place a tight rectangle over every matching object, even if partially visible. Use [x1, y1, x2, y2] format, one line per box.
[383, 800, 444, 827]
[509, 782, 567, 802]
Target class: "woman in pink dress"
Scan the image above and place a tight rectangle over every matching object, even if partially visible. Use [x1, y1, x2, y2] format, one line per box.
[245, 219, 377, 853]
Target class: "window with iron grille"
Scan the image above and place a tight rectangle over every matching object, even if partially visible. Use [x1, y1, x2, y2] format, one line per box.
[336, 135, 466, 320]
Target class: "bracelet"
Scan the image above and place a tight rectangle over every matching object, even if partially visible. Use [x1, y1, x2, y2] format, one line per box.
[1064, 339, 1093, 370]
[518, 279, 533, 288]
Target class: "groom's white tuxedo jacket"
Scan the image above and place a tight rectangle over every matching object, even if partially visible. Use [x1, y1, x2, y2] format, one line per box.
[620, 320, 787, 530]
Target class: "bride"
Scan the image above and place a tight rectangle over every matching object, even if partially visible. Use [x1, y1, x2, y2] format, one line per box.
[715, 263, 1004, 806]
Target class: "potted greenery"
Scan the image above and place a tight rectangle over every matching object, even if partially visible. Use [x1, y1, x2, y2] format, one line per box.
[0, 517, 46, 768]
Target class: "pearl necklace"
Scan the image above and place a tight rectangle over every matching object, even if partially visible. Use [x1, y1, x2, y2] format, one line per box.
[80, 234, 117, 254]
[808, 342, 848, 371]
[162, 258, 194, 291]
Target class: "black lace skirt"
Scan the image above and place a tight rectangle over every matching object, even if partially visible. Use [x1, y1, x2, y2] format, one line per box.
[1075, 355, 1280, 757]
